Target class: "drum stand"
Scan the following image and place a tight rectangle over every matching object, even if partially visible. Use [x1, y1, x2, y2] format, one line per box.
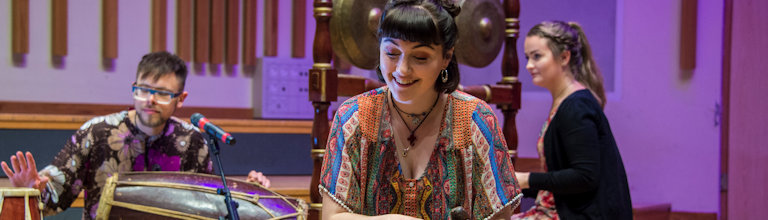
[206, 134, 240, 220]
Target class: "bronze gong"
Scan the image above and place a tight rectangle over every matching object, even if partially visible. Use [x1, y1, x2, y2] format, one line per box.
[330, 0, 387, 69]
[330, 0, 505, 69]
[454, 0, 505, 67]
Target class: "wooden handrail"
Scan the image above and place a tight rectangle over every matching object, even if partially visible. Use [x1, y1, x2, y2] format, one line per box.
[0, 113, 312, 134]
[335, 74, 518, 105]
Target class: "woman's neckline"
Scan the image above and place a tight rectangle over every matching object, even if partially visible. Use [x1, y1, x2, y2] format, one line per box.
[386, 89, 452, 180]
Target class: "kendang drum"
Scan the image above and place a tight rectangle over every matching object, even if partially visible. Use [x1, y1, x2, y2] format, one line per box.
[0, 187, 43, 220]
[96, 172, 307, 220]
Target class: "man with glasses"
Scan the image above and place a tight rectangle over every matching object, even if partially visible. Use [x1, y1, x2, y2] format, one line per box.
[1, 52, 270, 219]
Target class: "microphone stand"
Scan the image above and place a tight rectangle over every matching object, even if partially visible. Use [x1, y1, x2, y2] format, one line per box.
[206, 134, 240, 220]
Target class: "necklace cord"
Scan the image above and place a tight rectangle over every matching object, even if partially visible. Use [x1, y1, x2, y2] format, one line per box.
[389, 91, 440, 157]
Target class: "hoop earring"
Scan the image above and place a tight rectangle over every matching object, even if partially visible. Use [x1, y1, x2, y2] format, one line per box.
[441, 69, 448, 83]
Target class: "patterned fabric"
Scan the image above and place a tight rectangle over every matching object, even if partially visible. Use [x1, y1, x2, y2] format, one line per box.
[38, 111, 213, 219]
[319, 87, 522, 220]
[513, 115, 558, 220]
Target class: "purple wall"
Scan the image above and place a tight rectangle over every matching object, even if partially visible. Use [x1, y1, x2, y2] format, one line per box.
[0, 0, 315, 108]
[460, 0, 723, 214]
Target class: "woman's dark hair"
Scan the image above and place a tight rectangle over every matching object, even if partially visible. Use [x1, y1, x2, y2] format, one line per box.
[375, 0, 461, 93]
[528, 20, 607, 108]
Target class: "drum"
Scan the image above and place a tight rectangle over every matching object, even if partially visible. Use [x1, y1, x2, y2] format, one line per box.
[0, 187, 42, 220]
[96, 172, 307, 220]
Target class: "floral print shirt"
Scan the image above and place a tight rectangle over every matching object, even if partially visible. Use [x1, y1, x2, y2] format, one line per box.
[319, 87, 522, 220]
[39, 111, 212, 219]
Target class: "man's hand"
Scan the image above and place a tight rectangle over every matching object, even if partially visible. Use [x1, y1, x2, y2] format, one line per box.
[1, 151, 49, 193]
[246, 170, 271, 188]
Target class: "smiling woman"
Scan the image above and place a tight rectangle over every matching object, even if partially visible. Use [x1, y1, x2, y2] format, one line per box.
[318, 0, 522, 219]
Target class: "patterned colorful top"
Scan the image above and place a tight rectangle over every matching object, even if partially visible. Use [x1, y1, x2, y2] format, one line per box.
[38, 111, 213, 219]
[319, 87, 522, 220]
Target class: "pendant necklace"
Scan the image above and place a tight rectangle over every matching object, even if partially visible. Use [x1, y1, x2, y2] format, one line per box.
[391, 92, 439, 157]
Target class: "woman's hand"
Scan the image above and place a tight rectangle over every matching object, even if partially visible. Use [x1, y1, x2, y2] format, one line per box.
[246, 170, 271, 188]
[515, 172, 530, 189]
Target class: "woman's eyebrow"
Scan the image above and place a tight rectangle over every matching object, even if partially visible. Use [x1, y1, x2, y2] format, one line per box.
[382, 38, 399, 46]
[412, 43, 434, 50]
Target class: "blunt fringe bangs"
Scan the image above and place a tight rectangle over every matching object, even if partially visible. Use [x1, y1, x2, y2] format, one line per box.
[376, 0, 460, 93]
[379, 6, 443, 48]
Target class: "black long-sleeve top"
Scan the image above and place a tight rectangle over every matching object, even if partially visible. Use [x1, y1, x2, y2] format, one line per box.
[527, 89, 632, 219]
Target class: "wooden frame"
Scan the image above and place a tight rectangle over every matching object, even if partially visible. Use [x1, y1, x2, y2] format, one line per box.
[0, 101, 253, 120]
[0, 113, 311, 134]
[720, 0, 732, 218]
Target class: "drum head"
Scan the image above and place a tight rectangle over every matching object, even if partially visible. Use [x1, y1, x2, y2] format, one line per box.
[96, 172, 307, 220]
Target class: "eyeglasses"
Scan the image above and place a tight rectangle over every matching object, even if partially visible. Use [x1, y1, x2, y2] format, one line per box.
[132, 84, 182, 105]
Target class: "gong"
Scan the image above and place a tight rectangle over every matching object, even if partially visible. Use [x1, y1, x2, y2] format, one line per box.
[330, 0, 505, 69]
[454, 0, 505, 67]
[330, 0, 387, 69]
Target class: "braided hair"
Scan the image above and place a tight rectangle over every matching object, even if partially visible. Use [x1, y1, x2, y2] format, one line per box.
[528, 21, 606, 108]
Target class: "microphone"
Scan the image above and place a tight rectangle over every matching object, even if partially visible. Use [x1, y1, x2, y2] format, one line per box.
[190, 113, 236, 145]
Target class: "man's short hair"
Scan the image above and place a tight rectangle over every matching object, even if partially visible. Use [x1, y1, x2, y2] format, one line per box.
[136, 51, 188, 91]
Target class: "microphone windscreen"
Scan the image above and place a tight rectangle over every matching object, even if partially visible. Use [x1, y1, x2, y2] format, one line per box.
[190, 113, 204, 127]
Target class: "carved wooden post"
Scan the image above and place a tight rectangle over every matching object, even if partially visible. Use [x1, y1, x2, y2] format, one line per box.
[499, 0, 521, 164]
[309, 1, 336, 219]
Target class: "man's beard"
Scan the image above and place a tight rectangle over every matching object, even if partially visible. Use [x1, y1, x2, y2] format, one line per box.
[138, 112, 167, 128]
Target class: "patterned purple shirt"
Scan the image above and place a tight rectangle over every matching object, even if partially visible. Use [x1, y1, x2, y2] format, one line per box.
[39, 111, 212, 219]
